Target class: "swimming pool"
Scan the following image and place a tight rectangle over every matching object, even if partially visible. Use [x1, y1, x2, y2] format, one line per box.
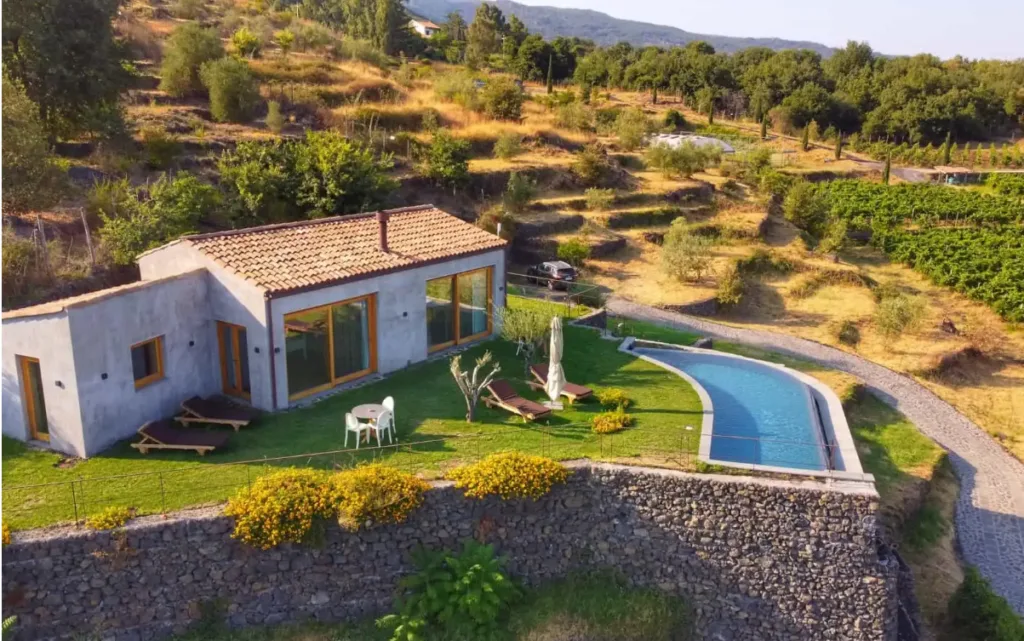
[635, 347, 829, 471]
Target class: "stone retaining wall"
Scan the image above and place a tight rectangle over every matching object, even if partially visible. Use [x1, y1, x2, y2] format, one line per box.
[2, 464, 897, 641]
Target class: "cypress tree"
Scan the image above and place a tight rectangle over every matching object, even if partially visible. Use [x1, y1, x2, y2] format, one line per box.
[760, 116, 768, 140]
[707, 102, 714, 124]
[882, 152, 891, 185]
[801, 125, 810, 152]
[545, 53, 553, 94]
[942, 131, 952, 165]
[652, 85, 658, 105]
[834, 134, 843, 160]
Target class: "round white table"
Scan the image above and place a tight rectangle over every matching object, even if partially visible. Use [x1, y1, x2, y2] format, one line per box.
[351, 403, 385, 444]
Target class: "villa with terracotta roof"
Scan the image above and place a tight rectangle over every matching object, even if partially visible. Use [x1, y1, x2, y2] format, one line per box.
[2, 206, 508, 457]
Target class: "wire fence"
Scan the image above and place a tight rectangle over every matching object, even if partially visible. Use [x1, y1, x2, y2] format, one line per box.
[506, 271, 603, 319]
[2, 425, 868, 531]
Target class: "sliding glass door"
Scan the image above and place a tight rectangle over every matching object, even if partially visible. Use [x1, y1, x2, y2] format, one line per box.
[285, 294, 376, 400]
[427, 267, 492, 352]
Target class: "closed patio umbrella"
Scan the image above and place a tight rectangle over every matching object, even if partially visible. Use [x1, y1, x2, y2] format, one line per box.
[545, 316, 566, 407]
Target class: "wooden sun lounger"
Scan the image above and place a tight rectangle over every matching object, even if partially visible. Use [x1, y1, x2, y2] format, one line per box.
[131, 420, 230, 456]
[176, 396, 257, 431]
[482, 380, 553, 422]
[527, 364, 594, 404]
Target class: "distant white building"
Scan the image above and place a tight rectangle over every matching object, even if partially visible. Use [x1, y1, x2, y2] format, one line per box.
[409, 18, 440, 37]
[649, 134, 735, 154]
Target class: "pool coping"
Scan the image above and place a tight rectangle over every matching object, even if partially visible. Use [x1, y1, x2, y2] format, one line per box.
[620, 337, 872, 483]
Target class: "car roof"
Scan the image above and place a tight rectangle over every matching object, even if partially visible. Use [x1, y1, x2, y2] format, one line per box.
[543, 260, 574, 269]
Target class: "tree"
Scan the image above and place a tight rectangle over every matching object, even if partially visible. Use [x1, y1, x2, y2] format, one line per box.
[801, 125, 810, 152]
[218, 138, 298, 225]
[3, 0, 133, 139]
[571, 144, 610, 187]
[760, 116, 768, 140]
[232, 27, 262, 58]
[817, 218, 848, 261]
[200, 57, 262, 123]
[275, 30, 295, 57]
[160, 23, 225, 98]
[782, 181, 829, 237]
[882, 152, 891, 185]
[266, 101, 285, 133]
[614, 107, 651, 151]
[2, 77, 66, 213]
[694, 85, 718, 124]
[450, 351, 501, 422]
[645, 142, 720, 179]
[546, 53, 554, 94]
[502, 172, 535, 214]
[481, 78, 524, 120]
[942, 131, 952, 165]
[662, 220, 715, 282]
[557, 237, 590, 268]
[466, 3, 505, 66]
[425, 130, 470, 189]
[293, 131, 396, 218]
[834, 134, 843, 160]
[497, 308, 550, 378]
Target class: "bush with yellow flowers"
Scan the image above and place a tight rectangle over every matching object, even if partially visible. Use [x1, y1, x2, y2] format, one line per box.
[596, 387, 631, 410]
[333, 464, 430, 531]
[447, 452, 570, 500]
[85, 506, 133, 530]
[225, 468, 339, 550]
[590, 409, 634, 434]
[2, 521, 11, 546]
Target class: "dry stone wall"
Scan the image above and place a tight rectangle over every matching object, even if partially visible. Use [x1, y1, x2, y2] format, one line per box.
[2, 463, 897, 641]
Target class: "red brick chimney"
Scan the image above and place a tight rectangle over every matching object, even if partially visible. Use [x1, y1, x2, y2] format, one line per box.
[376, 210, 390, 253]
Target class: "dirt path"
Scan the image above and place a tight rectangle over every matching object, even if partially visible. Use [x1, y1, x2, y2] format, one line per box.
[608, 297, 1024, 615]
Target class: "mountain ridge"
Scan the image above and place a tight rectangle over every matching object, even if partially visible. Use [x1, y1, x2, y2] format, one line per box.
[406, 0, 837, 56]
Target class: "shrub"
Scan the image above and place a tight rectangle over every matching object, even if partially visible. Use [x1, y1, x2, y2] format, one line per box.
[947, 567, 1024, 641]
[224, 468, 338, 549]
[85, 506, 132, 530]
[231, 26, 263, 58]
[171, 0, 206, 19]
[292, 130, 396, 218]
[591, 409, 634, 434]
[200, 57, 262, 123]
[735, 248, 794, 275]
[425, 130, 470, 188]
[477, 206, 516, 240]
[160, 22, 225, 97]
[875, 293, 927, 338]
[594, 106, 622, 133]
[782, 181, 829, 237]
[571, 143, 610, 187]
[556, 237, 590, 268]
[265, 100, 285, 133]
[662, 220, 715, 282]
[834, 320, 861, 346]
[493, 131, 524, 160]
[433, 71, 480, 110]
[596, 387, 631, 410]
[333, 37, 389, 67]
[447, 452, 570, 500]
[615, 107, 651, 151]
[873, 279, 902, 302]
[757, 169, 797, 201]
[333, 465, 429, 531]
[502, 172, 535, 214]
[556, 102, 592, 131]
[663, 109, 687, 131]
[645, 141, 720, 179]
[140, 126, 181, 169]
[2, 76, 66, 213]
[293, 22, 336, 52]
[274, 29, 295, 56]
[481, 78, 523, 121]
[716, 262, 744, 306]
[585, 187, 615, 210]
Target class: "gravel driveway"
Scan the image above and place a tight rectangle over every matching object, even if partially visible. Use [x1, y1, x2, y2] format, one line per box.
[608, 298, 1024, 614]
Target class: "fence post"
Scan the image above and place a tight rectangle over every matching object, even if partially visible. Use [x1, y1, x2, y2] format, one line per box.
[70, 481, 79, 524]
[246, 465, 252, 491]
[159, 473, 166, 516]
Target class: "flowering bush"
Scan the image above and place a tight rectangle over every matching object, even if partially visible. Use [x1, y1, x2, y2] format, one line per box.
[225, 468, 338, 550]
[2, 521, 10, 546]
[447, 452, 570, 500]
[333, 465, 430, 531]
[591, 409, 634, 434]
[596, 387, 631, 410]
[85, 506, 133, 530]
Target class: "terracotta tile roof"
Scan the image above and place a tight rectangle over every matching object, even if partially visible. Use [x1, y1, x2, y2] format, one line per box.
[185, 205, 506, 294]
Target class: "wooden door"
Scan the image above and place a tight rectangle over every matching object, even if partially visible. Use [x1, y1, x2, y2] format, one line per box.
[217, 322, 251, 400]
[18, 356, 49, 442]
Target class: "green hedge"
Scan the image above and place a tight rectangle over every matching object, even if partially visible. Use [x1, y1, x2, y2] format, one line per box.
[948, 567, 1024, 641]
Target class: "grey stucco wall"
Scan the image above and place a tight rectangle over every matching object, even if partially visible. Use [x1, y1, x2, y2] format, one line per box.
[1, 313, 85, 456]
[66, 271, 217, 456]
[1, 464, 897, 641]
[270, 249, 506, 409]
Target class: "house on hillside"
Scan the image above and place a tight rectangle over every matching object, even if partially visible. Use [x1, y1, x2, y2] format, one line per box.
[2, 205, 508, 457]
[409, 18, 440, 38]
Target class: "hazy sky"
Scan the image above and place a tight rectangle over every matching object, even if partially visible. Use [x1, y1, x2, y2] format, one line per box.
[513, 0, 1024, 59]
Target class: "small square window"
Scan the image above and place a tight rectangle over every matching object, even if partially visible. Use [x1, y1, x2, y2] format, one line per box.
[131, 337, 164, 389]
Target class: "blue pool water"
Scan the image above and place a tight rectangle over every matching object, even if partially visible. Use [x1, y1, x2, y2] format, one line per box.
[637, 349, 826, 471]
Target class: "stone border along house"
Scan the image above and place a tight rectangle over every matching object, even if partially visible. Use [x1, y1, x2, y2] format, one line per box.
[2, 205, 508, 458]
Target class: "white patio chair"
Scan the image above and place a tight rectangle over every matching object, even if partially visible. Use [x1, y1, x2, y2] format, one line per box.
[344, 412, 370, 449]
[369, 409, 395, 446]
[382, 396, 395, 426]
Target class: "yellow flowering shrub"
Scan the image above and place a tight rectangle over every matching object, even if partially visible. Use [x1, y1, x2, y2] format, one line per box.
[447, 452, 570, 500]
[596, 388, 632, 410]
[225, 468, 339, 550]
[591, 409, 634, 434]
[85, 506, 133, 530]
[2, 521, 11, 546]
[333, 464, 430, 531]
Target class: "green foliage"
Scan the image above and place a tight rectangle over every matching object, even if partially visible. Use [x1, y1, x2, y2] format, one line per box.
[492, 131, 524, 160]
[502, 172, 535, 214]
[585, 187, 615, 211]
[555, 102, 593, 131]
[596, 387, 631, 410]
[800, 125, 810, 152]
[882, 153, 891, 185]
[556, 237, 590, 267]
[591, 409, 633, 434]
[947, 567, 1024, 641]
[716, 262, 745, 306]
[425, 130, 470, 189]
[571, 143, 610, 187]
[874, 293, 927, 338]
[987, 173, 1024, 199]
[735, 248, 795, 275]
[782, 181, 829, 237]
[171, 0, 206, 19]
[231, 27, 263, 58]
[159, 23, 225, 97]
[662, 220, 715, 282]
[2, 229, 42, 308]
[645, 141, 721, 179]
[1, 77, 66, 213]
[84, 506, 132, 530]
[481, 78, 524, 121]
[274, 29, 295, 56]
[433, 71, 481, 111]
[380, 540, 522, 640]
[200, 57, 262, 123]
[817, 217, 849, 257]
[663, 109, 687, 131]
[265, 100, 285, 133]
[140, 126, 181, 170]
[614, 107, 651, 151]
[834, 319, 861, 346]
[477, 206, 516, 240]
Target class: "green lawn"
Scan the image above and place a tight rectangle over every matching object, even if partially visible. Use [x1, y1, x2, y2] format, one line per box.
[2, 316, 702, 529]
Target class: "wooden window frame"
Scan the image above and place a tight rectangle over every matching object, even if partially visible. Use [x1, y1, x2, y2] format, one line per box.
[17, 355, 49, 442]
[284, 293, 378, 402]
[217, 321, 251, 401]
[131, 336, 165, 390]
[427, 266, 493, 354]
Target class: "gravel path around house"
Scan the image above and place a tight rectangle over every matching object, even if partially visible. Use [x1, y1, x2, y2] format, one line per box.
[608, 297, 1024, 614]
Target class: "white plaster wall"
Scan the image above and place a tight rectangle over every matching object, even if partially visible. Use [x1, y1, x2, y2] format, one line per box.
[270, 249, 506, 408]
[1, 313, 85, 456]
